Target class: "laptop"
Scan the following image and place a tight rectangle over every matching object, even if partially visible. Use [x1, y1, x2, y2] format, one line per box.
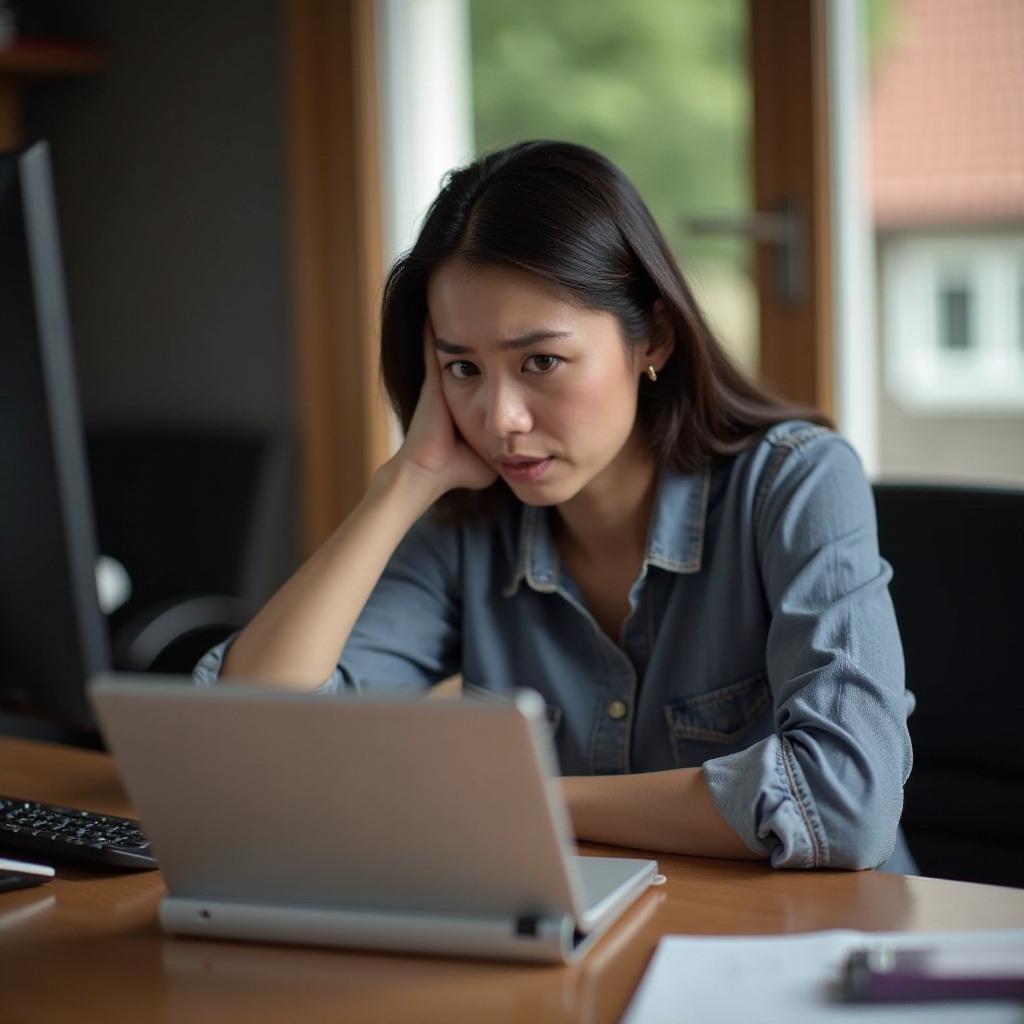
[87, 673, 659, 963]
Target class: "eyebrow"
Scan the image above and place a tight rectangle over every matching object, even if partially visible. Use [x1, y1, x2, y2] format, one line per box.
[434, 329, 574, 355]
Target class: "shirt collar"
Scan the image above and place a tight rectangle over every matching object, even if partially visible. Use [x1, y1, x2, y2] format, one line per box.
[503, 466, 711, 597]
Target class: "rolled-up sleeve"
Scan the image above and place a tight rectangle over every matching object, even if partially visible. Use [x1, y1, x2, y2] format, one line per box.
[192, 638, 232, 686]
[704, 430, 913, 869]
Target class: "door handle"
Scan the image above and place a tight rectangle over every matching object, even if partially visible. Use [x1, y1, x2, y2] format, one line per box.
[686, 200, 804, 306]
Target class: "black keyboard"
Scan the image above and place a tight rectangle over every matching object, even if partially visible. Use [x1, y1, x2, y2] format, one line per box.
[0, 795, 157, 871]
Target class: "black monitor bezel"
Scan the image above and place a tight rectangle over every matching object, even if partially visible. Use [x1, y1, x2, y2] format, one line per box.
[0, 141, 110, 733]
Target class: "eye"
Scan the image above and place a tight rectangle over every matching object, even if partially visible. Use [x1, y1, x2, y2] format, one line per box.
[444, 360, 479, 381]
[524, 354, 561, 374]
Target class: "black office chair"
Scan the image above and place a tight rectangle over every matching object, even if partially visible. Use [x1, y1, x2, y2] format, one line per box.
[873, 483, 1024, 888]
[87, 427, 297, 674]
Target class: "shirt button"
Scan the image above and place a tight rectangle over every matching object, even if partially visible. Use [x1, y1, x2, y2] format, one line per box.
[607, 700, 628, 721]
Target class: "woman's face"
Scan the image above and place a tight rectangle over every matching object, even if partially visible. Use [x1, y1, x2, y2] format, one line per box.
[426, 262, 658, 508]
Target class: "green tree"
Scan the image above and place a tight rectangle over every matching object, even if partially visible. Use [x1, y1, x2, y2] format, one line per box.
[469, 0, 750, 270]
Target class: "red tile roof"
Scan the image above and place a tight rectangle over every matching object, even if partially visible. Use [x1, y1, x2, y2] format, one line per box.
[869, 0, 1024, 227]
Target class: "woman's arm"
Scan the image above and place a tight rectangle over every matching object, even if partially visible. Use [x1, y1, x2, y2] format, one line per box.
[221, 463, 439, 688]
[703, 428, 911, 870]
[221, 322, 496, 689]
[562, 768, 761, 859]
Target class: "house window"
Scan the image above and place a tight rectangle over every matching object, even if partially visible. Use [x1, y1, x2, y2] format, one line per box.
[938, 281, 972, 351]
[881, 233, 1024, 411]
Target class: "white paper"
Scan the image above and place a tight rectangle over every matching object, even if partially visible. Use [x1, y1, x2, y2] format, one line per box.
[620, 928, 1024, 1024]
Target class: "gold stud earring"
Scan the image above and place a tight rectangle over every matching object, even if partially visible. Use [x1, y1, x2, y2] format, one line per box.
[646, 365, 658, 382]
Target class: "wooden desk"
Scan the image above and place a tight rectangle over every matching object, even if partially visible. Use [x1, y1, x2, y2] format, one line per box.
[2, 735, 1023, 1024]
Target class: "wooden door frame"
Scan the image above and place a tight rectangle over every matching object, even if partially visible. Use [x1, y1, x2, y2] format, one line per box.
[285, 0, 390, 555]
[750, 0, 834, 418]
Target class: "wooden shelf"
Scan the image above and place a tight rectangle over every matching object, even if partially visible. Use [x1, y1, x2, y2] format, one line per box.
[0, 37, 106, 77]
[0, 37, 107, 149]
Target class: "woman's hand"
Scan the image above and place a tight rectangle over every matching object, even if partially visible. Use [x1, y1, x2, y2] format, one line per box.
[389, 318, 497, 499]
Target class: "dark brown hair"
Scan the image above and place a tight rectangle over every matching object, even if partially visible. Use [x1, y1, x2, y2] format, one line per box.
[380, 140, 829, 508]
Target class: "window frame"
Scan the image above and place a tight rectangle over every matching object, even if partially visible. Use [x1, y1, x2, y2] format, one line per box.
[284, 0, 840, 552]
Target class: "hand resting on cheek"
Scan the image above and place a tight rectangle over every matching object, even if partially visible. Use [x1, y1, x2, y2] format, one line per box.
[397, 317, 498, 498]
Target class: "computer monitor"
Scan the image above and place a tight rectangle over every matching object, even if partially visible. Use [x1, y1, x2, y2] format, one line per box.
[0, 141, 110, 735]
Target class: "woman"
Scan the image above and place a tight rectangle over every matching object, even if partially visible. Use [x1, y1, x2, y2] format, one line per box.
[196, 140, 915, 872]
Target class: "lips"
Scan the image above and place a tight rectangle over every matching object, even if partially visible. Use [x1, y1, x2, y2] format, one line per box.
[497, 456, 553, 484]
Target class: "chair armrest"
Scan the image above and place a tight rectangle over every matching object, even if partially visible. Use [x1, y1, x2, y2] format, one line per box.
[112, 594, 256, 672]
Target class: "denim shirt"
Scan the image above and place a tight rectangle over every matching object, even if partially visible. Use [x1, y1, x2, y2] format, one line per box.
[195, 421, 915, 872]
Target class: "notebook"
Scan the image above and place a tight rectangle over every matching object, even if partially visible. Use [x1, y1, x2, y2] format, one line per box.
[87, 673, 659, 963]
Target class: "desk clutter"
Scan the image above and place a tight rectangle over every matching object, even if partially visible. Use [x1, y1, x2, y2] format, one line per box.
[4, 721, 1024, 1024]
[622, 928, 1024, 1024]
[0, 856, 55, 893]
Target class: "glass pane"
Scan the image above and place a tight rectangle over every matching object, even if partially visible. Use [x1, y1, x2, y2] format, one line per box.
[467, 0, 758, 376]
[938, 282, 972, 351]
[868, 0, 1024, 484]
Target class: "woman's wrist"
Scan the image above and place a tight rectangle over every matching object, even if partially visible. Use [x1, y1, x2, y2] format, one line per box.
[370, 451, 448, 517]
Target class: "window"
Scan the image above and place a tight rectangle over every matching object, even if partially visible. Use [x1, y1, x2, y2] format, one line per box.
[378, 0, 756, 379]
[881, 234, 1024, 412]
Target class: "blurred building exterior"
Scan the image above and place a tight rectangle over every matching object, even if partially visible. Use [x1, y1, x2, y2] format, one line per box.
[870, 0, 1024, 483]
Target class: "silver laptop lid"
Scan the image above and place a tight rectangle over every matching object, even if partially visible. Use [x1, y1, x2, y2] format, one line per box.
[88, 674, 588, 922]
